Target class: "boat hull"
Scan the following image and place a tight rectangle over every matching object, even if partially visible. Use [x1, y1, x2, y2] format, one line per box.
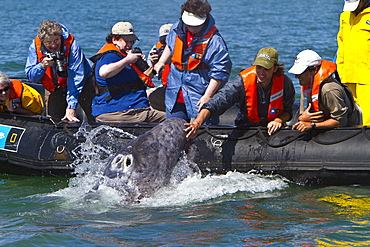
[0, 113, 369, 186]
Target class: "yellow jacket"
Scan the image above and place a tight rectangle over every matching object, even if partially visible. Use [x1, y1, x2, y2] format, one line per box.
[337, 8, 370, 85]
[0, 82, 44, 114]
[21, 83, 44, 114]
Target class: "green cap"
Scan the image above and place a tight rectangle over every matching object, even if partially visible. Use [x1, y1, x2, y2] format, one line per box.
[253, 47, 278, 69]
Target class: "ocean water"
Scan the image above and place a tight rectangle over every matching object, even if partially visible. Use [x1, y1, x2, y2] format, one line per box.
[2, 0, 370, 246]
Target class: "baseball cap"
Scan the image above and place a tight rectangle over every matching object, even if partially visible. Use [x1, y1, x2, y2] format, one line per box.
[111, 21, 139, 41]
[288, 50, 322, 75]
[343, 0, 360, 11]
[159, 23, 173, 37]
[253, 47, 279, 69]
[182, 11, 207, 26]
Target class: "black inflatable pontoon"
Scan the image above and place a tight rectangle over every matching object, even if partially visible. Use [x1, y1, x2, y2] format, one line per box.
[0, 111, 369, 186]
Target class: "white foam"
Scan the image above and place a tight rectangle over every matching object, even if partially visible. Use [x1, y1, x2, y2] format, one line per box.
[51, 124, 290, 210]
[139, 171, 289, 207]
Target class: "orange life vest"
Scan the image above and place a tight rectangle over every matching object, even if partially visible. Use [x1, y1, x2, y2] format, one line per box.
[304, 60, 337, 112]
[35, 34, 74, 91]
[172, 26, 218, 71]
[156, 42, 170, 87]
[9, 79, 23, 100]
[0, 79, 23, 112]
[96, 43, 154, 87]
[240, 66, 285, 123]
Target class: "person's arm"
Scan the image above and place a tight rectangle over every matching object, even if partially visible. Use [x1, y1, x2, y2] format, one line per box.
[153, 45, 171, 76]
[25, 41, 50, 83]
[293, 117, 339, 132]
[62, 40, 90, 122]
[293, 83, 345, 131]
[184, 108, 211, 139]
[292, 103, 325, 132]
[148, 45, 159, 66]
[185, 75, 244, 139]
[336, 12, 345, 69]
[197, 78, 222, 110]
[267, 112, 291, 135]
[99, 50, 141, 78]
[297, 103, 324, 122]
[267, 75, 296, 135]
[195, 34, 232, 110]
[7, 99, 34, 115]
[8, 84, 44, 115]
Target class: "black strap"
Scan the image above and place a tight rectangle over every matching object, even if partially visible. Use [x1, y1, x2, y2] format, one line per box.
[88, 50, 146, 101]
[320, 71, 356, 118]
[98, 79, 146, 101]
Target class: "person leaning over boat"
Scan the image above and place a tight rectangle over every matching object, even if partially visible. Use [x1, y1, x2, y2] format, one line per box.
[290, 50, 361, 132]
[146, 23, 173, 112]
[336, 0, 370, 125]
[90, 21, 165, 124]
[154, 0, 232, 125]
[25, 20, 91, 122]
[185, 47, 295, 139]
[0, 71, 44, 115]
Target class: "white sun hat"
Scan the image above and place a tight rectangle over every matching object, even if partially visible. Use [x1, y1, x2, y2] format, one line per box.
[343, 0, 360, 12]
[182, 11, 206, 26]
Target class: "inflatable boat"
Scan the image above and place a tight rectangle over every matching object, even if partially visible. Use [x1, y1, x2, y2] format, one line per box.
[1, 80, 369, 186]
[0, 110, 369, 186]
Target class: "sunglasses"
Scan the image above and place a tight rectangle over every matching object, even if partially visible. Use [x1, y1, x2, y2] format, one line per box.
[0, 86, 10, 94]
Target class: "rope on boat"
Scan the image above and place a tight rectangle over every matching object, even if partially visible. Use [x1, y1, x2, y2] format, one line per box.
[257, 127, 306, 148]
[203, 125, 370, 148]
[203, 126, 259, 140]
[311, 126, 365, 145]
[361, 126, 370, 141]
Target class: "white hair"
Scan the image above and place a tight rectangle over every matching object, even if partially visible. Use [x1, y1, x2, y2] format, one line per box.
[0, 72, 11, 86]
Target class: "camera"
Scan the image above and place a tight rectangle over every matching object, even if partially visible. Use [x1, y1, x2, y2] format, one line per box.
[154, 46, 165, 57]
[47, 52, 68, 78]
[12, 98, 20, 110]
[132, 47, 150, 72]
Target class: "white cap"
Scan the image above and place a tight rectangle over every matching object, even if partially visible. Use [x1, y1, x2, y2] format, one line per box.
[182, 11, 206, 26]
[159, 23, 173, 37]
[288, 50, 322, 75]
[111, 21, 139, 41]
[343, 0, 360, 11]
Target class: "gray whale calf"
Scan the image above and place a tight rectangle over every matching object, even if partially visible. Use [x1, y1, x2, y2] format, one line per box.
[94, 118, 200, 203]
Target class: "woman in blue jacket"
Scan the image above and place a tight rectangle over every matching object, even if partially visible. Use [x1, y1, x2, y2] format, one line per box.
[154, 0, 232, 125]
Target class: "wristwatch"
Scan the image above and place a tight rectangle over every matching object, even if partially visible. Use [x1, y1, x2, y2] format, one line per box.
[310, 122, 316, 129]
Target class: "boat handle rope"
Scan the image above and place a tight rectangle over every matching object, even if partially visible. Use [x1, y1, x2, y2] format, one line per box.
[312, 126, 367, 145]
[257, 127, 306, 148]
[362, 126, 370, 141]
[204, 125, 367, 148]
[203, 126, 259, 140]
[203, 126, 303, 147]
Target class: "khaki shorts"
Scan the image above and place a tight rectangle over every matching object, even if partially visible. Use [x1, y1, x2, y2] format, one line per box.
[95, 107, 166, 124]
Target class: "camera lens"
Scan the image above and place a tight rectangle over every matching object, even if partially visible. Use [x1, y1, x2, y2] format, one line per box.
[132, 47, 149, 72]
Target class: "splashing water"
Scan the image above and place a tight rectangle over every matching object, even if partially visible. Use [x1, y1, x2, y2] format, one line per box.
[140, 171, 289, 207]
[52, 124, 289, 210]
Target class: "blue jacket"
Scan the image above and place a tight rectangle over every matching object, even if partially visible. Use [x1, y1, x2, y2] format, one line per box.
[165, 14, 232, 119]
[25, 24, 91, 110]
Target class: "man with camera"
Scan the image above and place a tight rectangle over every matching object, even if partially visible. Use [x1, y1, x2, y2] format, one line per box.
[146, 23, 173, 112]
[25, 20, 91, 122]
[89, 21, 165, 124]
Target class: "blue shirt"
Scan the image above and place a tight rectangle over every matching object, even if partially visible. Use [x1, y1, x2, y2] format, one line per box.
[25, 24, 91, 110]
[91, 52, 149, 116]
